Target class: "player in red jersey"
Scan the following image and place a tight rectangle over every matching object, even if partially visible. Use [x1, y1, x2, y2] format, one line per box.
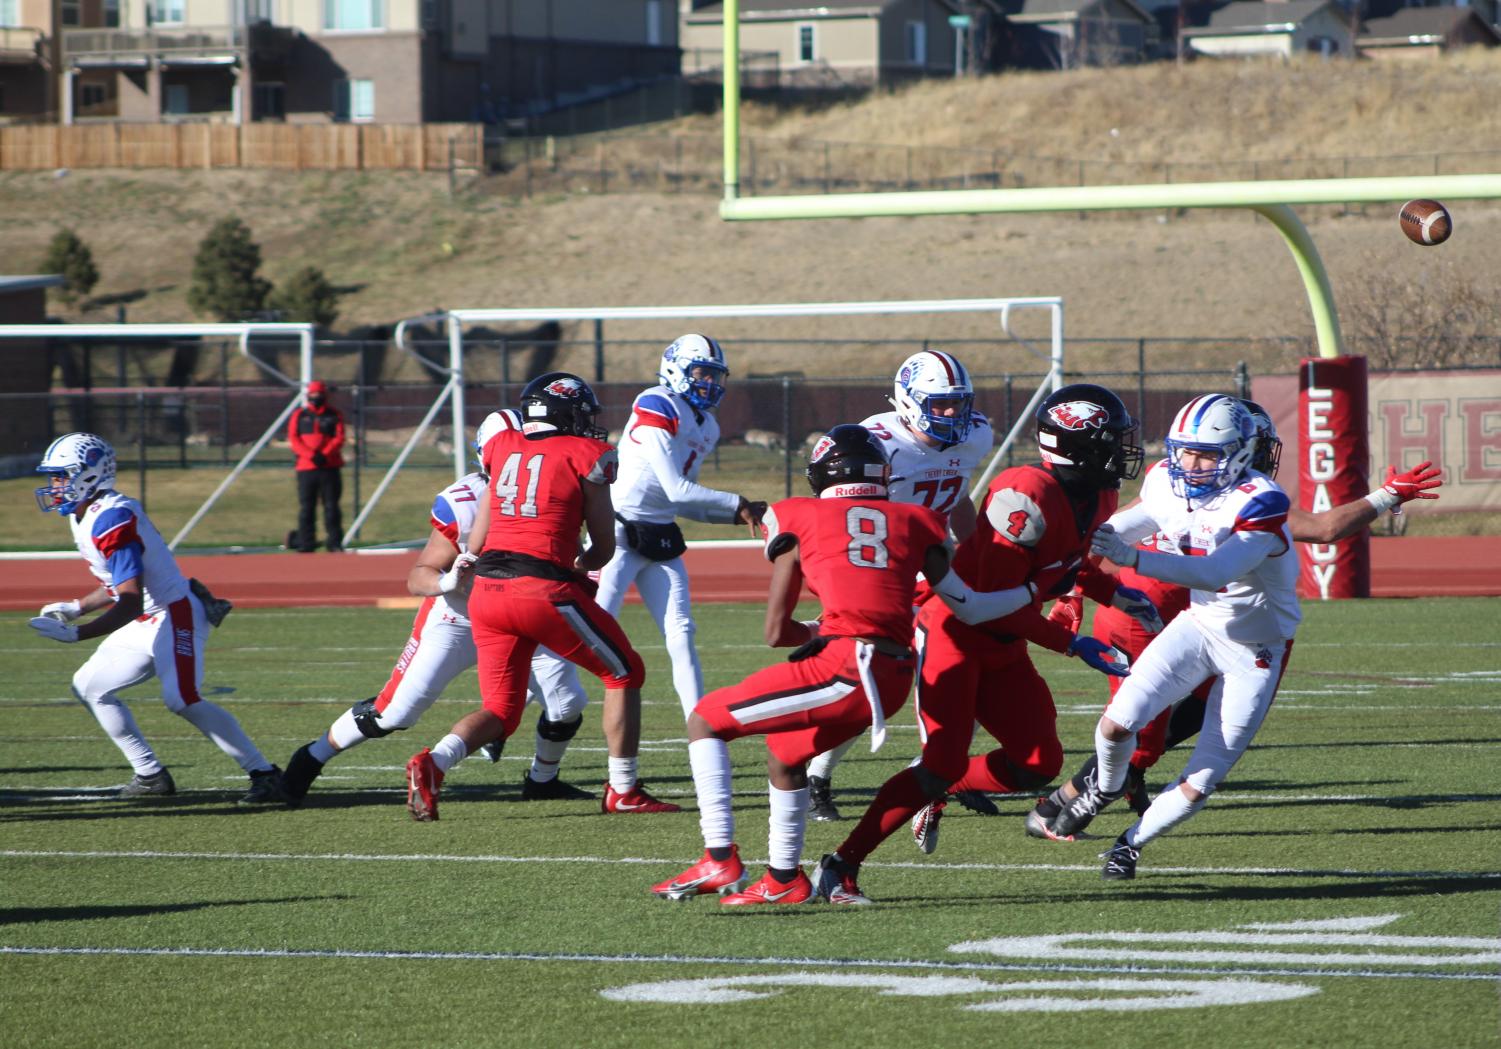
[403, 372, 678, 821]
[806, 385, 1161, 902]
[651, 425, 1037, 905]
[1028, 400, 1444, 840]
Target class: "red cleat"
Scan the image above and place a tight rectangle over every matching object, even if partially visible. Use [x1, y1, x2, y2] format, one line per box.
[406, 748, 444, 822]
[721, 869, 814, 906]
[652, 846, 748, 901]
[603, 780, 681, 814]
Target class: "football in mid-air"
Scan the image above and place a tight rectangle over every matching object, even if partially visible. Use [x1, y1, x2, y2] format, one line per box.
[1398, 199, 1452, 246]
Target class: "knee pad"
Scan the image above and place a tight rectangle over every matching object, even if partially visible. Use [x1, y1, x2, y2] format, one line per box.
[912, 763, 954, 801]
[352, 697, 402, 738]
[1006, 757, 1055, 793]
[536, 713, 582, 743]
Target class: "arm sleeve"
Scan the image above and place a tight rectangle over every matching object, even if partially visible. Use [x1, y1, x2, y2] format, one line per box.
[1134, 530, 1281, 591]
[1105, 502, 1161, 547]
[632, 424, 741, 523]
[1076, 558, 1120, 607]
[92, 506, 144, 587]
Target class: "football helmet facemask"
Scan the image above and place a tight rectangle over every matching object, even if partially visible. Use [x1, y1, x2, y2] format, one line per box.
[518, 372, 607, 441]
[891, 350, 975, 447]
[806, 424, 891, 498]
[1240, 398, 1282, 478]
[1035, 383, 1143, 489]
[1166, 394, 1257, 500]
[36, 432, 117, 515]
[659, 333, 729, 411]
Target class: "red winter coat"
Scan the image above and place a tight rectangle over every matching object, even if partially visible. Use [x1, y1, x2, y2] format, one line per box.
[289, 403, 345, 471]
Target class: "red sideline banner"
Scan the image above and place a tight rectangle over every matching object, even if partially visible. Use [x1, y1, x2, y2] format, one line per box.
[1299, 356, 1369, 599]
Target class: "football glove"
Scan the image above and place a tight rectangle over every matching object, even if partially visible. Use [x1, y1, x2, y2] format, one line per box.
[1047, 592, 1083, 633]
[1111, 585, 1164, 634]
[29, 616, 80, 643]
[1067, 635, 1130, 677]
[438, 552, 477, 594]
[788, 635, 831, 663]
[1090, 523, 1139, 568]
[40, 600, 82, 622]
[1367, 460, 1443, 513]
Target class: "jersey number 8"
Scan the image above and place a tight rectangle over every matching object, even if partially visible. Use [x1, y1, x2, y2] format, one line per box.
[846, 506, 889, 569]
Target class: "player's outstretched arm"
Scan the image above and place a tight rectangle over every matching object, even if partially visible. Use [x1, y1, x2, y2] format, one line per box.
[928, 547, 1036, 625]
[65, 577, 144, 642]
[1130, 530, 1281, 592]
[1290, 461, 1444, 544]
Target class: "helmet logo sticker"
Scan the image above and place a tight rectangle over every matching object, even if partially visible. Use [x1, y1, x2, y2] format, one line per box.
[810, 435, 836, 462]
[1047, 401, 1109, 431]
[544, 377, 586, 399]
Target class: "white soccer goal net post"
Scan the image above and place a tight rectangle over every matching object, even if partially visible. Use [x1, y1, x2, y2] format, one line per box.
[348, 297, 1065, 545]
[0, 322, 317, 549]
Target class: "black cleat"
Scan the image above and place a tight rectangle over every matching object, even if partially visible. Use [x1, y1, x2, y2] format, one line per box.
[1051, 785, 1122, 839]
[282, 744, 325, 807]
[521, 773, 595, 801]
[239, 766, 288, 807]
[808, 775, 842, 822]
[1124, 765, 1151, 817]
[953, 790, 1001, 816]
[118, 768, 176, 798]
[479, 738, 506, 763]
[1101, 834, 1140, 880]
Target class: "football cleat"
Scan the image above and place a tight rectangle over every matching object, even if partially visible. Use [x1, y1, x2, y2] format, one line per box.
[521, 773, 595, 801]
[478, 738, 506, 763]
[808, 774, 842, 822]
[1023, 801, 1074, 842]
[1124, 765, 1151, 817]
[281, 743, 324, 808]
[953, 789, 1001, 816]
[811, 853, 873, 905]
[602, 781, 681, 814]
[652, 846, 748, 901]
[406, 748, 444, 821]
[239, 766, 288, 807]
[1102, 835, 1141, 881]
[721, 869, 814, 906]
[911, 799, 946, 855]
[117, 768, 176, 798]
[1051, 785, 1122, 839]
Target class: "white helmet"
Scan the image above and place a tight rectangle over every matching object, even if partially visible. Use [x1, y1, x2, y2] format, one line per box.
[659, 333, 728, 411]
[473, 410, 517, 473]
[1166, 394, 1257, 500]
[1240, 399, 1282, 478]
[891, 350, 975, 447]
[35, 432, 117, 514]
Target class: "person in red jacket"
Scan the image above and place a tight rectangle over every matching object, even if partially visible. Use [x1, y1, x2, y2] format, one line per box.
[288, 379, 346, 553]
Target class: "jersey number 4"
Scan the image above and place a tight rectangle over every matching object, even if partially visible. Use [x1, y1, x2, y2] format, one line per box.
[846, 506, 890, 569]
[493, 452, 544, 518]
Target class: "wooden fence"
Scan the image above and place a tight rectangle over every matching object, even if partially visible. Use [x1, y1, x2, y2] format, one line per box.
[0, 123, 485, 172]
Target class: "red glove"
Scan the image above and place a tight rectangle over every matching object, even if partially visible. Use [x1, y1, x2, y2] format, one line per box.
[1383, 461, 1442, 505]
[1047, 591, 1083, 634]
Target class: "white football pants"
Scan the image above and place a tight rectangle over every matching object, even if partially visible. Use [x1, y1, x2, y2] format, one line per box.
[1102, 613, 1292, 797]
[596, 523, 701, 719]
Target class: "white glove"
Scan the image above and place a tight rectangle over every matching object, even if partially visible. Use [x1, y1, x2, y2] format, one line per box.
[1090, 523, 1139, 568]
[40, 600, 83, 622]
[30, 616, 80, 643]
[438, 553, 478, 594]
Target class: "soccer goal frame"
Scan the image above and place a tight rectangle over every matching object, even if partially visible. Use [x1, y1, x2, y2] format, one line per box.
[0, 322, 317, 549]
[346, 297, 1066, 546]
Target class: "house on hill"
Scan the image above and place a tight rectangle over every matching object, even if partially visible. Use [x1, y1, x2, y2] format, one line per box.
[1180, 0, 1356, 57]
[993, 0, 1157, 67]
[680, 0, 968, 87]
[1358, 6, 1501, 59]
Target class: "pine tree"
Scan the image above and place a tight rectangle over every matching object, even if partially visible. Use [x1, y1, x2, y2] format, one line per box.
[187, 217, 272, 321]
[42, 228, 99, 307]
[268, 265, 341, 329]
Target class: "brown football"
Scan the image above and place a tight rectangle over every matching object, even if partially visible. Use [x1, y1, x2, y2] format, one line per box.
[1398, 199, 1452, 246]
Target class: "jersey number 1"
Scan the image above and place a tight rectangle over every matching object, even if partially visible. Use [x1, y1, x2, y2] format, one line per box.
[846, 506, 890, 569]
[494, 452, 544, 518]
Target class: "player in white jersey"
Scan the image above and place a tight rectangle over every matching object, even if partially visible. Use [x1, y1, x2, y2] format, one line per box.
[596, 334, 765, 719]
[280, 410, 593, 806]
[1057, 394, 1301, 880]
[28, 432, 286, 804]
[806, 349, 995, 821]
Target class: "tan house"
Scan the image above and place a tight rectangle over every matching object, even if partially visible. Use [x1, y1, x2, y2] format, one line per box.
[0, 0, 56, 121]
[681, 0, 966, 87]
[1180, 0, 1355, 58]
[1358, 6, 1501, 59]
[9, 0, 677, 125]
